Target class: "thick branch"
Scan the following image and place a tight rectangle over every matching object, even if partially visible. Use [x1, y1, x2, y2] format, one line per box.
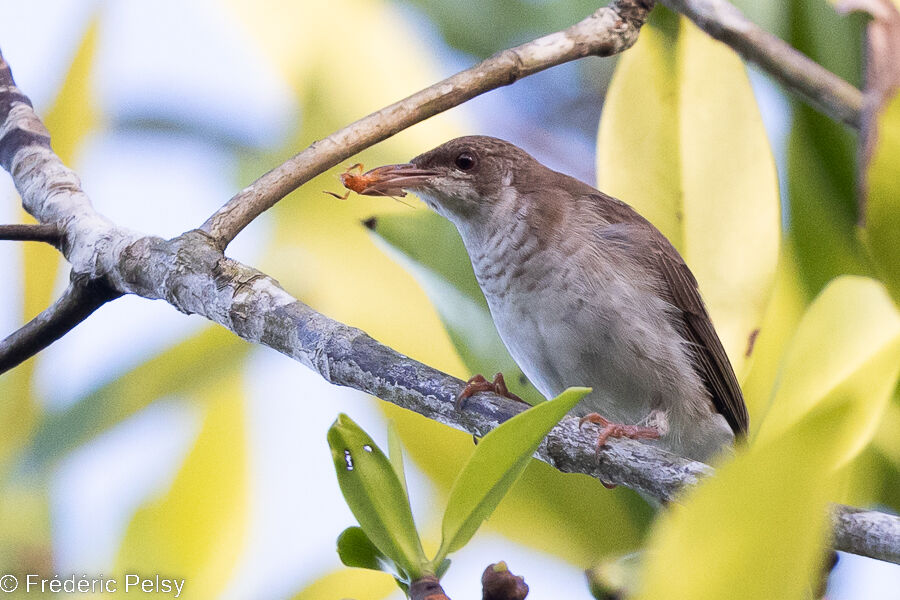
[660, 0, 862, 127]
[199, 0, 655, 247]
[0, 275, 119, 373]
[0, 223, 60, 245]
[832, 506, 900, 564]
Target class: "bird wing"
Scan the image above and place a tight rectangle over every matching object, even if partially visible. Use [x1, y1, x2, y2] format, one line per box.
[589, 194, 749, 436]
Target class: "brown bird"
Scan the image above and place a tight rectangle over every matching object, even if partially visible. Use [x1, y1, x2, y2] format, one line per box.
[360, 136, 748, 462]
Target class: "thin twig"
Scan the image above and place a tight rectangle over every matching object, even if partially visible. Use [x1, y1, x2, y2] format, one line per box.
[199, 0, 655, 248]
[0, 223, 61, 246]
[660, 0, 862, 127]
[0, 275, 120, 374]
[200, 0, 865, 248]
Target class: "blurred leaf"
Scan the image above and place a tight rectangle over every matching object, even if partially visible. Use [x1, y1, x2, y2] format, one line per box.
[872, 394, 900, 464]
[728, 0, 789, 38]
[843, 442, 900, 513]
[596, 8, 781, 377]
[791, 0, 864, 88]
[638, 280, 894, 599]
[0, 480, 51, 576]
[401, 0, 599, 58]
[114, 373, 247, 598]
[386, 420, 408, 497]
[23, 327, 248, 474]
[755, 276, 900, 466]
[43, 18, 101, 166]
[327, 414, 427, 580]
[435, 387, 590, 564]
[787, 0, 868, 295]
[862, 92, 900, 305]
[337, 526, 393, 573]
[289, 567, 396, 600]
[636, 401, 847, 600]
[1, 15, 101, 474]
[739, 240, 809, 425]
[368, 212, 541, 404]
[586, 552, 641, 600]
[787, 106, 872, 294]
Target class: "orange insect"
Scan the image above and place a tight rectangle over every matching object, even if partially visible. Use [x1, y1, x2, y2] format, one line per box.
[323, 163, 409, 201]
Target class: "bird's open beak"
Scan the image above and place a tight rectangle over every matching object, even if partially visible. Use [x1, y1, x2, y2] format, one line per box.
[353, 163, 438, 197]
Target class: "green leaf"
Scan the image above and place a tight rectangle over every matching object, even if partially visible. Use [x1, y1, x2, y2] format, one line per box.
[337, 526, 393, 573]
[386, 420, 408, 497]
[863, 92, 900, 306]
[787, 106, 872, 295]
[368, 212, 542, 405]
[786, 0, 868, 295]
[755, 276, 900, 467]
[586, 552, 641, 600]
[596, 8, 781, 377]
[434, 558, 452, 579]
[327, 414, 428, 580]
[400, 0, 599, 58]
[434, 386, 591, 565]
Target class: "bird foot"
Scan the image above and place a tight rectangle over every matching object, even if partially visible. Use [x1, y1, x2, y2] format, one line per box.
[578, 413, 661, 489]
[578, 413, 661, 448]
[456, 372, 525, 410]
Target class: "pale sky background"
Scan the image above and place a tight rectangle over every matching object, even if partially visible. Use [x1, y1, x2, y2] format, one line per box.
[0, 1, 897, 599]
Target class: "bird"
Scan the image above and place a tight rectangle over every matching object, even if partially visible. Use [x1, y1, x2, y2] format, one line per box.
[357, 135, 748, 463]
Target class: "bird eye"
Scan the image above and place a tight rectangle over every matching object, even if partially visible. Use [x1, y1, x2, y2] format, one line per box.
[454, 152, 476, 171]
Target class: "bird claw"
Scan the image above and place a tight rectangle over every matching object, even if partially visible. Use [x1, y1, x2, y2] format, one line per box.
[578, 413, 660, 489]
[578, 413, 661, 451]
[455, 372, 525, 410]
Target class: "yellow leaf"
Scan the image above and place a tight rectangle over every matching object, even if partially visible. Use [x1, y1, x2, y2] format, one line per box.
[289, 567, 397, 600]
[112, 374, 247, 598]
[638, 275, 896, 599]
[755, 276, 900, 466]
[864, 91, 900, 306]
[637, 401, 846, 600]
[740, 240, 809, 424]
[597, 10, 781, 377]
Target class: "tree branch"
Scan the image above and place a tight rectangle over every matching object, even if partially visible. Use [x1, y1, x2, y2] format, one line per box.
[199, 0, 655, 247]
[0, 274, 120, 373]
[199, 0, 864, 250]
[660, 0, 862, 127]
[0, 223, 61, 246]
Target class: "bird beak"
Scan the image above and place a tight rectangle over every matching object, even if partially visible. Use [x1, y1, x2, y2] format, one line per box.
[354, 163, 438, 197]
